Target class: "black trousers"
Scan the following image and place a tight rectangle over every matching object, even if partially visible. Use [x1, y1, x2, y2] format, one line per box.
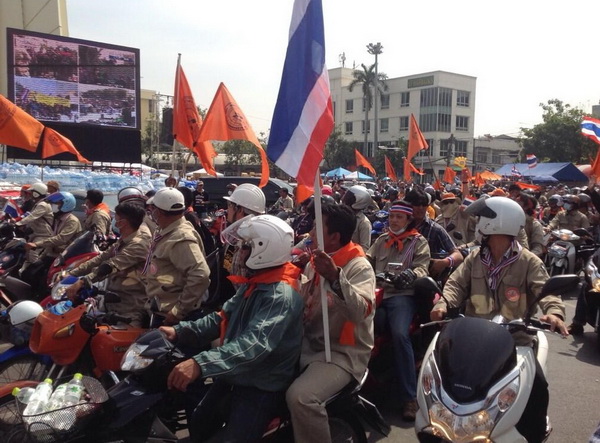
[516, 358, 549, 443]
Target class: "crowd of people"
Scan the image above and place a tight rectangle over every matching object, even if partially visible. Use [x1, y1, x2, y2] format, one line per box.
[4, 172, 599, 442]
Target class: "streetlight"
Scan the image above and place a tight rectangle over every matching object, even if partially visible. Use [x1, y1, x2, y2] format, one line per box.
[367, 42, 383, 158]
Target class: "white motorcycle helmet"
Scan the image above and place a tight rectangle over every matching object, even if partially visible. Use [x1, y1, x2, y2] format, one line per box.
[29, 182, 48, 199]
[344, 185, 374, 210]
[465, 196, 525, 237]
[118, 186, 146, 204]
[548, 194, 563, 207]
[223, 183, 266, 214]
[6, 300, 43, 333]
[146, 188, 185, 212]
[236, 214, 294, 270]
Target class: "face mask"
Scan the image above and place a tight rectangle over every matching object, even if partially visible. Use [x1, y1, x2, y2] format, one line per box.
[228, 190, 233, 196]
[389, 227, 407, 235]
[51, 204, 60, 214]
[111, 218, 120, 235]
[563, 203, 574, 211]
[441, 202, 458, 218]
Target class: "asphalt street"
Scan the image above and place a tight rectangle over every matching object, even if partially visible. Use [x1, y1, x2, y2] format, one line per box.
[365, 296, 600, 442]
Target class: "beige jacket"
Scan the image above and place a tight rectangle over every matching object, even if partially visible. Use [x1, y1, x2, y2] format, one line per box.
[548, 210, 590, 231]
[436, 245, 565, 320]
[16, 200, 53, 242]
[435, 210, 476, 246]
[70, 225, 152, 327]
[524, 216, 545, 257]
[83, 209, 112, 235]
[352, 212, 372, 252]
[34, 212, 82, 258]
[142, 217, 210, 319]
[299, 252, 375, 381]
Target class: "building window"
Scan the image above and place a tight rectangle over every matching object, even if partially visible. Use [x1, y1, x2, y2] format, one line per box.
[345, 99, 353, 113]
[400, 91, 410, 107]
[148, 100, 155, 113]
[415, 138, 432, 157]
[380, 94, 390, 109]
[362, 120, 371, 134]
[476, 151, 488, 163]
[456, 116, 469, 131]
[455, 140, 467, 157]
[440, 139, 451, 159]
[457, 90, 470, 107]
[438, 113, 451, 132]
[380, 118, 389, 133]
[420, 87, 452, 108]
[399, 116, 409, 131]
[344, 122, 353, 135]
[492, 154, 501, 164]
[421, 113, 436, 132]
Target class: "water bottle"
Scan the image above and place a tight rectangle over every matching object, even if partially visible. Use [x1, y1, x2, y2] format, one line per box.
[46, 383, 68, 411]
[46, 383, 76, 430]
[63, 373, 85, 407]
[23, 378, 53, 416]
[12, 387, 36, 404]
[49, 300, 73, 315]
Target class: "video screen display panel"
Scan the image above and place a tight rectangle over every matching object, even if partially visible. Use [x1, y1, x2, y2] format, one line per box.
[7, 27, 139, 130]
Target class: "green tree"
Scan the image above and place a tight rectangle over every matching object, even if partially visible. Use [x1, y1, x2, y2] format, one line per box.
[347, 63, 388, 155]
[323, 126, 356, 170]
[520, 99, 596, 163]
[371, 139, 407, 177]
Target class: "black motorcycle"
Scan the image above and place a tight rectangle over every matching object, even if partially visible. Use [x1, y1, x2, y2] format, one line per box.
[582, 248, 600, 351]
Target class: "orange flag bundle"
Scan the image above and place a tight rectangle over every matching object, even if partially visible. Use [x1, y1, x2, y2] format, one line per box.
[42, 128, 90, 163]
[0, 94, 44, 152]
[443, 166, 456, 183]
[355, 149, 376, 175]
[198, 83, 269, 187]
[407, 114, 428, 161]
[173, 61, 217, 176]
[384, 155, 398, 182]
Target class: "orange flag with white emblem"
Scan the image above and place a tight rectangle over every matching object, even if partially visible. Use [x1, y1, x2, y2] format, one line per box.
[198, 83, 269, 187]
[42, 127, 90, 163]
[407, 114, 428, 161]
[0, 94, 44, 152]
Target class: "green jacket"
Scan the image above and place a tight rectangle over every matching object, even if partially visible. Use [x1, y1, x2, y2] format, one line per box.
[174, 264, 303, 392]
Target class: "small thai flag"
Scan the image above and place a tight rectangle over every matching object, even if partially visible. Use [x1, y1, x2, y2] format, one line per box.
[2, 199, 22, 219]
[581, 116, 600, 146]
[511, 165, 522, 177]
[460, 196, 476, 210]
[526, 154, 537, 169]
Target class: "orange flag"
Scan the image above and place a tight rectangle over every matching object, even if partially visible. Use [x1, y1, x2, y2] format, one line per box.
[403, 158, 422, 181]
[42, 127, 90, 163]
[173, 61, 217, 176]
[407, 114, 428, 161]
[198, 83, 269, 187]
[443, 166, 456, 183]
[355, 149, 376, 175]
[474, 172, 485, 187]
[0, 94, 44, 152]
[384, 155, 398, 182]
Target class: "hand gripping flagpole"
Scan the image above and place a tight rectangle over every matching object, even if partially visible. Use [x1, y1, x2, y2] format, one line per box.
[313, 171, 331, 363]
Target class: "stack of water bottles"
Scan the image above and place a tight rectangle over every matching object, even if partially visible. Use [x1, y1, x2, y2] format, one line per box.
[13, 373, 88, 434]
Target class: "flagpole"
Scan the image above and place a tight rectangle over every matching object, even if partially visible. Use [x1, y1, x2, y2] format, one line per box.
[313, 171, 331, 363]
[425, 148, 441, 184]
[172, 53, 182, 178]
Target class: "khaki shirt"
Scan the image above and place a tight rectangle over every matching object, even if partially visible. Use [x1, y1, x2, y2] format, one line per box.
[548, 210, 590, 231]
[143, 217, 210, 319]
[367, 233, 430, 298]
[436, 246, 565, 320]
[435, 210, 476, 246]
[524, 216, 545, 257]
[299, 254, 375, 381]
[83, 209, 111, 235]
[352, 212, 372, 252]
[16, 200, 53, 242]
[70, 225, 152, 327]
[34, 213, 82, 258]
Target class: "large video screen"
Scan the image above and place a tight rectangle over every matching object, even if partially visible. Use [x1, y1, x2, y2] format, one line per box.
[7, 28, 139, 129]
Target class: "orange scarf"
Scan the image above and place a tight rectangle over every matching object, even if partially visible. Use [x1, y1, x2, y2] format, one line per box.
[95, 202, 111, 215]
[330, 241, 365, 267]
[385, 228, 420, 250]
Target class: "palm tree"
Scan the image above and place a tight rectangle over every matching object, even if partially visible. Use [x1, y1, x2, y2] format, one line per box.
[347, 63, 388, 156]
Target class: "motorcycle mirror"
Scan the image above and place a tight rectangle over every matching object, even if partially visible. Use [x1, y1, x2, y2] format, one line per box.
[150, 296, 161, 313]
[453, 231, 463, 240]
[525, 274, 580, 320]
[413, 277, 442, 296]
[572, 228, 590, 237]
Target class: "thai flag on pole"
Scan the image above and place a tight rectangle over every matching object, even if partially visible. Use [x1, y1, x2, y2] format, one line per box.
[267, 0, 334, 187]
[581, 116, 600, 146]
[2, 198, 22, 219]
[526, 154, 538, 168]
[511, 165, 522, 177]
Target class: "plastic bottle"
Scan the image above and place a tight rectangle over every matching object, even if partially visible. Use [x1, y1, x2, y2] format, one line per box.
[49, 300, 73, 315]
[63, 373, 85, 407]
[46, 383, 68, 411]
[12, 387, 36, 404]
[23, 378, 53, 416]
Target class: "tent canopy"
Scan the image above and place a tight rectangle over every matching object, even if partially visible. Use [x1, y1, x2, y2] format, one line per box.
[480, 170, 501, 180]
[325, 167, 352, 177]
[189, 168, 224, 177]
[345, 170, 374, 181]
[494, 163, 588, 183]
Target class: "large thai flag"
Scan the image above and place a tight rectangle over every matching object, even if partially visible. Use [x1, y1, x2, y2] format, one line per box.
[267, 0, 334, 186]
[526, 154, 538, 168]
[581, 116, 600, 146]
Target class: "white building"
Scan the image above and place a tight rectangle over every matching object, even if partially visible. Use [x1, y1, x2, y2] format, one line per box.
[329, 67, 476, 179]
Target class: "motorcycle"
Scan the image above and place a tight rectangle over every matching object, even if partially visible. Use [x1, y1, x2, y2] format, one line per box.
[582, 249, 600, 351]
[545, 228, 597, 278]
[414, 274, 580, 443]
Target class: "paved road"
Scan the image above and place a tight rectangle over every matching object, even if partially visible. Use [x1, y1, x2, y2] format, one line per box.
[365, 296, 600, 442]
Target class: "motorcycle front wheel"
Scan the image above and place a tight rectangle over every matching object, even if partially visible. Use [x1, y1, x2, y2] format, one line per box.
[0, 391, 23, 438]
[0, 355, 49, 385]
[328, 413, 367, 443]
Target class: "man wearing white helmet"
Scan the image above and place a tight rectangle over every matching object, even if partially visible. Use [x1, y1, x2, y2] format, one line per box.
[14, 183, 53, 270]
[341, 185, 374, 252]
[541, 194, 564, 224]
[430, 196, 567, 443]
[143, 187, 210, 325]
[159, 215, 303, 442]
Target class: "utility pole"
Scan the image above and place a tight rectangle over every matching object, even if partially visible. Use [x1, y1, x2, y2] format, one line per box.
[446, 133, 456, 167]
[367, 42, 383, 158]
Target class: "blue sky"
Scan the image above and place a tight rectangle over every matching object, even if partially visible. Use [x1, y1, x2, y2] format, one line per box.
[67, 0, 600, 139]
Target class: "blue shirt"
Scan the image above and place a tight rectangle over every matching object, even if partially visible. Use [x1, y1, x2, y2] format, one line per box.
[416, 216, 457, 258]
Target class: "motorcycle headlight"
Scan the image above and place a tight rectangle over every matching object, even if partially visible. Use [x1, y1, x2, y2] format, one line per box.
[51, 275, 79, 300]
[120, 343, 153, 371]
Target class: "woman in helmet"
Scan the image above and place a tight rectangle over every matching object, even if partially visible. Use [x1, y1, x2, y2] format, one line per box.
[159, 214, 304, 443]
[22, 192, 82, 293]
[15, 183, 53, 270]
[341, 185, 375, 252]
[430, 196, 567, 442]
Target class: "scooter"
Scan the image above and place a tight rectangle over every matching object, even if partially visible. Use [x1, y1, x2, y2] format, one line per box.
[414, 274, 580, 443]
[582, 249, 600, 352]
[545, 228, 597, 277]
